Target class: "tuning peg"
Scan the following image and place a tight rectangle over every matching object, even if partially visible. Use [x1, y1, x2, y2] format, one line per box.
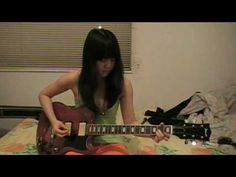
[185, 139, 188, 144]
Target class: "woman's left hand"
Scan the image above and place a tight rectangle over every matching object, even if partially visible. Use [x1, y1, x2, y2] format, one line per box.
[152, 123, 170, 143]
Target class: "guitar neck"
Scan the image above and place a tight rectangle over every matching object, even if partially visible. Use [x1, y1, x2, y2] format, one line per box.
[80, 124, 173, 136]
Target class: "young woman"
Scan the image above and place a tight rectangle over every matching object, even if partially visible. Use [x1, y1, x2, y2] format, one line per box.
[38, 27, 169, 155]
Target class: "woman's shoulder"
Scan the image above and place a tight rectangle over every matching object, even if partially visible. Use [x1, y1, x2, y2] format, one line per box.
[61, 69, 81, 81]
[68, 69, 81, 77]
[123, 76, 132, 87]
[57, 69, 81, 87]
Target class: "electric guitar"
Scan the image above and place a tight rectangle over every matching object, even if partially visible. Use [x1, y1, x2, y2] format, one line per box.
[36, 102, 211, 155]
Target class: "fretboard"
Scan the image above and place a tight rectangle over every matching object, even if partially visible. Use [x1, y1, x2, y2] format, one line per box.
[85, 124, 173, 135]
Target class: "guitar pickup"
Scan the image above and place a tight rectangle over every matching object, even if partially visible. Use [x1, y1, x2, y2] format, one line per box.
[64, 122, 72, 136]
[78, 122, 86, 136]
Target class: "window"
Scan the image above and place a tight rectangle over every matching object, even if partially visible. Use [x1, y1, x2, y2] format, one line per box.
[0, 22, 131, 72]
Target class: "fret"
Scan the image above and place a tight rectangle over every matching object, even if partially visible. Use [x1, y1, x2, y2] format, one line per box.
[115, 126, 118, 134]
[125, 126, 129, 134]
[115, 125, 119, 134]
[118, 125, 122, 134]
[120, 125, 124, 134]
[117, 125, 122, 134]
[134, 126, 139, 135]
[106, 125, 110, 134]
[137, 126, 140, 134]
[146, 126, 151, 134]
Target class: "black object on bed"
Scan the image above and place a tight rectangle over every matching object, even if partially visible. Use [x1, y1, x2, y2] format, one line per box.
[0, 105, 42, 119]
[143, 95, 193, 125]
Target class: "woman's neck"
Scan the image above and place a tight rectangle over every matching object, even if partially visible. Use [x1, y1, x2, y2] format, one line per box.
[97, 74, 105, 83]
[97, 76, 106, 90]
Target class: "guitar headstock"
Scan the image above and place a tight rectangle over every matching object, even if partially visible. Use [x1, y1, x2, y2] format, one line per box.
[173, 123, 211, 141]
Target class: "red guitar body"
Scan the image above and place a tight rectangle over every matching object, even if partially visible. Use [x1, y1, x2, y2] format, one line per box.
[36, 102, 212, 155]
[36, 102, 95, 155]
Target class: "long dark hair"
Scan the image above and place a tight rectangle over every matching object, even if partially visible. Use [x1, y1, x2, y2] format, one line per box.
[79, 28, 124, 114]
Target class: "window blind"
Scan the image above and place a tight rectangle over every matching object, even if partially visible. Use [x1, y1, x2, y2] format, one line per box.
[0, 22, 131, 72]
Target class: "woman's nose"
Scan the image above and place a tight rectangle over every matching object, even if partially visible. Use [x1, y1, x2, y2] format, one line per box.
[104, 60, 113, 68]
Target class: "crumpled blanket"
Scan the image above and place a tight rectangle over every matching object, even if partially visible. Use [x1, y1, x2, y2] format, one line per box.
[179, 82, 236, 144]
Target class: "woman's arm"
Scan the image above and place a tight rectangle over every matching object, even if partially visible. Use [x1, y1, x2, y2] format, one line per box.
[119, 77, 137, 124]
[119, 77, 169, 142]
[38, 70, 79, 137]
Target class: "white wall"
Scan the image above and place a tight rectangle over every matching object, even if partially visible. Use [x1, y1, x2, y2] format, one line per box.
[129, 23, 236, 111]
[1, 23, 236, 115]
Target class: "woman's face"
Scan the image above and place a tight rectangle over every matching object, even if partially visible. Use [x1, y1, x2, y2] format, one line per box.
[96, 58, 115, 78]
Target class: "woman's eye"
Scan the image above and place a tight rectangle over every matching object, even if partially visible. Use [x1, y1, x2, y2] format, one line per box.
[100, 58, 115, 63]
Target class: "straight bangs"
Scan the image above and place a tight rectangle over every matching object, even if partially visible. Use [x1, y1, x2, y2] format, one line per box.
[96, 39, 117, 61]
[103, 42, 118, 59]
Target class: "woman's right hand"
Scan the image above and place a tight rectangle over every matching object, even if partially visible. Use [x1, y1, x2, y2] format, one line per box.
[51, 120, 69, 138]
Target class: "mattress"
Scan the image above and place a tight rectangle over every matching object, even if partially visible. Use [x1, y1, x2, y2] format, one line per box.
[0, 118, 235, 155]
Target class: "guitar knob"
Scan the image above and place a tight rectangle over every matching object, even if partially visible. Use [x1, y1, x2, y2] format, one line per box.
[37, 141, 41, 146]
[37, 137, 42, 146]
[51, 128, 56, 139]
[53, 147, 60, 153]
[51, 133, 55, 139]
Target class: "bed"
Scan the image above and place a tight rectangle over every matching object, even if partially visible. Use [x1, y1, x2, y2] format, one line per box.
[0, 117, 235, 155]
[0, 83, 236, 155]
